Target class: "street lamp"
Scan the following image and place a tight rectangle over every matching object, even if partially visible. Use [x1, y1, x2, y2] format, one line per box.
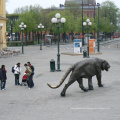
[38, 23, 44, 50]
[0, 23, 3, 49]
[0, 23, 3, 30]
[83, 19, 92, 58]
[113, 13, 114, 40]
[19, 22, 27, 54]
[97, 3, 100, 52]
[51, 13, 66, 71]
[82, 0, 84, 46]
[94, 4, 96, 39]
[105, 9, 107, 41]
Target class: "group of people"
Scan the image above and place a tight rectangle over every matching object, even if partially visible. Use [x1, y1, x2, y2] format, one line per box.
[0, 62, 34, 90]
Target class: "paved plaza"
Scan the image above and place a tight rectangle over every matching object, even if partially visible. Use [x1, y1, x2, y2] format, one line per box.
[0, 40, 120, 120]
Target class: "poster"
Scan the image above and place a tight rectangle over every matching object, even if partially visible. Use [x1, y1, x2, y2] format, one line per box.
[74, 39, 82, 53]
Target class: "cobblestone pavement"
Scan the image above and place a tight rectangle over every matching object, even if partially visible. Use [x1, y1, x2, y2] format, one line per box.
[0, 40, 120, 120]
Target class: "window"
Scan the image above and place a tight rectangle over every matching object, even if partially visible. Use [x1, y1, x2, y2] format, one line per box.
[87, 13, 89, 17]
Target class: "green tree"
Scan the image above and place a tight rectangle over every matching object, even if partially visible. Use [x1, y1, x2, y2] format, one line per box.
[100, 0, 119, 33]
[14, 5, 43, 33]
[117, 11, 120, 32]
[65, 2, 81, 20]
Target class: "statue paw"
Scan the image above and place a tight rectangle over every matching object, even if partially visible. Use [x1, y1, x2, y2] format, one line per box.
[61, 92, 66, 97]
[84, 89, 88, 92]
[98, 84, 103, 87]
[89, 86, 94, 90]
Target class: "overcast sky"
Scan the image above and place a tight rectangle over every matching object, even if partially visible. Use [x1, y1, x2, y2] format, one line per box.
[6, 0, 120, 14]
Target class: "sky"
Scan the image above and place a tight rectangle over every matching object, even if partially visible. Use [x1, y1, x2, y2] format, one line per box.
[6, 0, 120, 14]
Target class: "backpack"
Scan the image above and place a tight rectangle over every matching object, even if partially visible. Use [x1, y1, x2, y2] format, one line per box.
[0, 69, 2, 80]
[12, 66, 15, 73]
[31, 65, 35, 75]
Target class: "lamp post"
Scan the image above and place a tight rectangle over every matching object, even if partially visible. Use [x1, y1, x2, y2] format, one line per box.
[83, 19, 92, 58]
[25, 29, 27, 46]
[94, 4, 96, 39]
[0, 23, 3, 30]
[110, 22, 113, 40]
[97, 3, 100, 52]
[105, 9, 107, 41]
[82, 0, 84, 46]
[51, 13, 66, 71]
[19, 22, 27, 54]
[0, 23, 3, 49]
[113, 13, 114, 40]
[38, 23, 44, 50]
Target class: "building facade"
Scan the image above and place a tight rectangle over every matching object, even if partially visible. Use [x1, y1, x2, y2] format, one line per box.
[0, 0, 7, 49]
[64, 0, 97, 18]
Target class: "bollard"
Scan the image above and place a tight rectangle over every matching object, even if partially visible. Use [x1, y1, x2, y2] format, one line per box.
[83, 50, 87, 58]
[50, 59, 55, 72]
[15, 42, 18, 46]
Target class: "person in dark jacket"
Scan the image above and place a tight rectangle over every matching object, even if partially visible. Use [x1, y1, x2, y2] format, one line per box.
[24, 64, 33, 89]
[27, 62, 34, 76]
[27, 62, 34, 87]
[0, 65, 7, 90]
[0, 68, 2, 89]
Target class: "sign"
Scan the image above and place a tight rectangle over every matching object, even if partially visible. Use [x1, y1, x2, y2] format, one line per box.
[45, 35, 53, 44]
[89, 39, 95, 53]
[82, 35, 84, 38]
[74, 39, 82, 53]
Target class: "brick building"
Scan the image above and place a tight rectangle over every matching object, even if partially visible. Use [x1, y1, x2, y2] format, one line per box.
[64, 0, 97, 18]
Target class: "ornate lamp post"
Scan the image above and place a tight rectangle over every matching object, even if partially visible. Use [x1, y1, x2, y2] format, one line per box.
[113, 13, 114, 40]
[83, 19, 92, 58]
[105, 9, 107, 41]
[0, 23, 3, 49]
[0, 23, 3, 30]
[38, 23, 44, 50]
[51, 13, 66, 71]
[19, 22, 27, 54]
[97, 3, 100, 52]
[82, 0, 84, 46]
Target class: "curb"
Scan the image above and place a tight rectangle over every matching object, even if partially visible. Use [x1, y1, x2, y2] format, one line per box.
[61, 52, 102, 56]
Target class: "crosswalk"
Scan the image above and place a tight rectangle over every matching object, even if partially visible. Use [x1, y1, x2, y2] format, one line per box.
[54, 46, 111, 50]
[54, 47, 74, 50]
[54, 41, 120, 50]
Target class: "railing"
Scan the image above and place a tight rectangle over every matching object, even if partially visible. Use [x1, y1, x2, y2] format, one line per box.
[7, 40, 35, 47]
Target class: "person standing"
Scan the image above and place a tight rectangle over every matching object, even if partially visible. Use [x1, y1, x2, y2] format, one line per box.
[14, 63, 21, 85]
[24, 64, 32, 89]
[0, 65, 7, 90]
[27, 62, 34, 76]
[27, 62, 34, 87]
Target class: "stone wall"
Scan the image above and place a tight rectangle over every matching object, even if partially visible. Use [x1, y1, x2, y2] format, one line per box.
[0, 0, 7, 50]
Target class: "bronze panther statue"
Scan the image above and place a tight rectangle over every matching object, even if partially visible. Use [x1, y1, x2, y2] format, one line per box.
[47, 58, 110, 97]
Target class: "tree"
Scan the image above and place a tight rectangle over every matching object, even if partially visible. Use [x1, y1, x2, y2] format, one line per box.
[65, 2, 81, 20]
[117, 10, 120, 32]
[14, 5, 43, 33]
[6, 14, 19, 37]
[100, 1, 119, 33]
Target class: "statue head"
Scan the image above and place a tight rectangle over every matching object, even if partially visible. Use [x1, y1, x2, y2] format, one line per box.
[101, 60, 110, 71]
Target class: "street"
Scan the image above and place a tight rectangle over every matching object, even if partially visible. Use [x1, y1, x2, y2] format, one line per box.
[0, 40, 120, 120]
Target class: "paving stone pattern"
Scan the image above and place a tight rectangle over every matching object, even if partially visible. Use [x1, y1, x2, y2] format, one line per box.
[0, 40, 120, 120]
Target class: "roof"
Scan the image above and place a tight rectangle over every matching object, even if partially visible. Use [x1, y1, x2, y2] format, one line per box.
[65, 0, 96, 5]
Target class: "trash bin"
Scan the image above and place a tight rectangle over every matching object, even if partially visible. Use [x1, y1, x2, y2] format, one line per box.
[15, 42, 18, 46]
[83, 50, 87, 58]
[50, 59, 55, 72]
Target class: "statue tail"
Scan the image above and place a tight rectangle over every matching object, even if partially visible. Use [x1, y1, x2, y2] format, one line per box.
[47, 65, 75, 89]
